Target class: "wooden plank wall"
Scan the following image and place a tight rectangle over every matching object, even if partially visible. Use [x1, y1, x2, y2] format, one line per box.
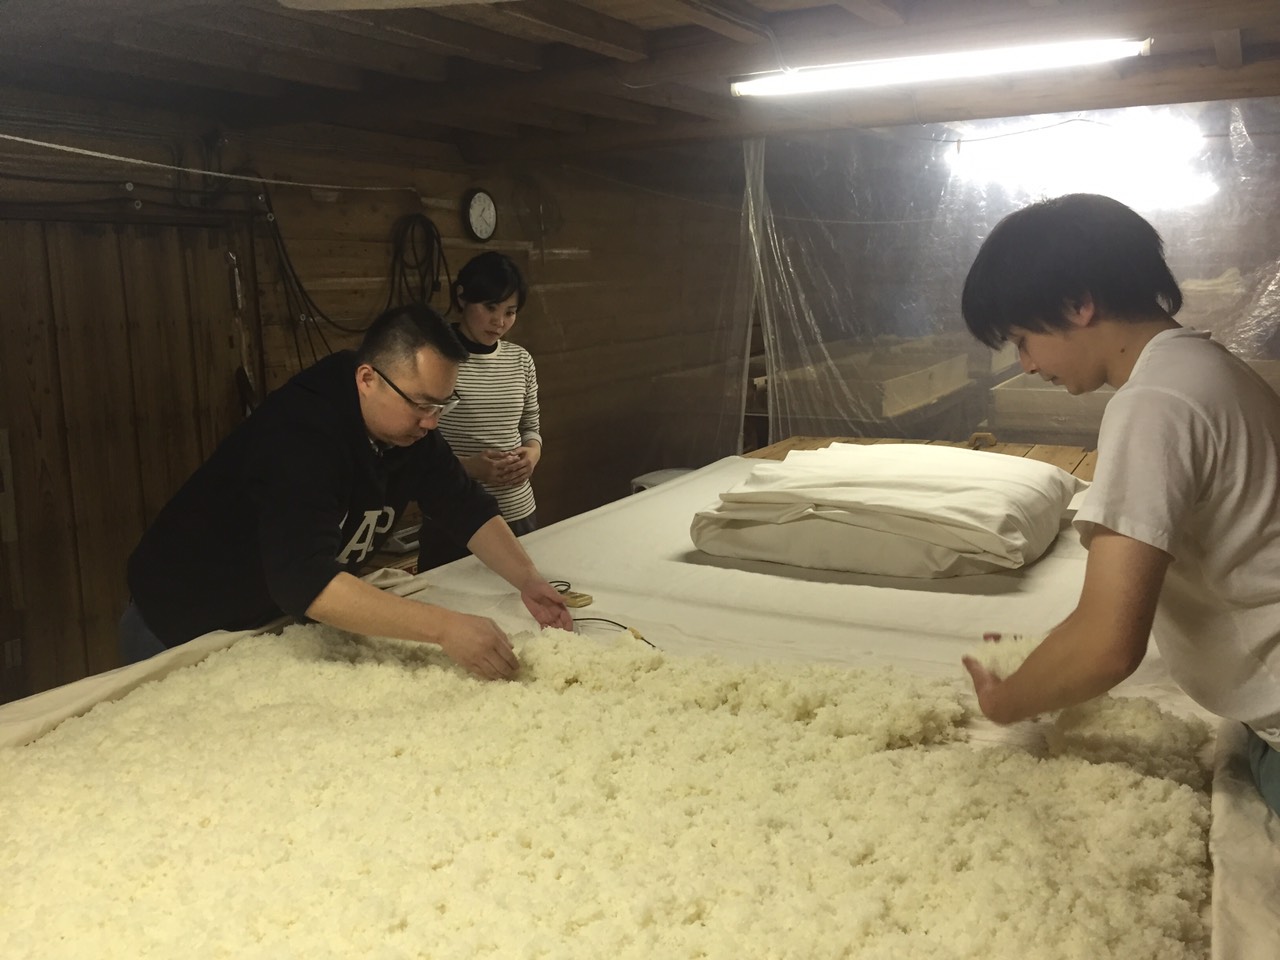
[0, 89, 262, 696]
[0, 84, 744, 698]
[235, 130, 744, 524]
[0, 221, 84, 696]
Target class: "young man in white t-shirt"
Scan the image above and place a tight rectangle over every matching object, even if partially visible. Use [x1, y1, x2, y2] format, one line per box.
[959, 192, 1280, 816]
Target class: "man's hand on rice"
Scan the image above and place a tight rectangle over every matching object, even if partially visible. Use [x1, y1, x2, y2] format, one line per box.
[437, 613, 520, 680]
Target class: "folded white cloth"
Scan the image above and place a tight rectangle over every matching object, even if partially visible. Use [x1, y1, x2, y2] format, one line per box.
[690, 443, 1087, 578]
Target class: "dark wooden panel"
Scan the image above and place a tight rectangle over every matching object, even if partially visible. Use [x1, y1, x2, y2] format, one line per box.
[0, 221, 88, 691]
[183, 228, 245, 459]
[120, 225, 206, 521]
[46, 221, 147, 676]
[0, 425, 19, 702]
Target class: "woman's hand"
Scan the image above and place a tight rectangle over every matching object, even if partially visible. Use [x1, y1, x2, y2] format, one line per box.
[487, 445, 541, 488]
[504, 444, 541, 486]
[464, 445, 539, 488]
[464, 450, 520, 485]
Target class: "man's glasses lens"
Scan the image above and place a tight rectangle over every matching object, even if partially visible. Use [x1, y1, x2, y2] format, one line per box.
[373, 367, 460, 416]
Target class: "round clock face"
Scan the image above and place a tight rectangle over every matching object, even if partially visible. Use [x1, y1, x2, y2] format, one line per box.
[464, 189, 497, 241]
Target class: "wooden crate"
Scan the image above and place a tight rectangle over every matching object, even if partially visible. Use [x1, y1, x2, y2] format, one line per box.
[852, 352, 969, 418]
[990, 373, 1115, 447]
[775, 348, 969, 420]
[872, 333, 1018, 380]
[973, 341, 1020, 378]
[991, 358, 1278, 448]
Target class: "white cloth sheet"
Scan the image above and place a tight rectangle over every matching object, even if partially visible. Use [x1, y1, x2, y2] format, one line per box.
[2, 455, 1275, 959]
[423, 455, 1280, 960]
[691, 442, 1086, 577]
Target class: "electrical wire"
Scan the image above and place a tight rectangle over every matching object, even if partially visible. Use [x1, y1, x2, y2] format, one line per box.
[549, 581, 657, 649]
[253, 181, 375, 338]
[385, 212, 451, 311]
[574, 617, 658, 649]
[0, 131, 425, 195]
[256, 184, 454, 352]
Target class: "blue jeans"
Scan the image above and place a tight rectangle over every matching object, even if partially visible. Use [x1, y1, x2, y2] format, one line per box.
[118, 602, 169, 666]
[1245, 725, 1280, 816]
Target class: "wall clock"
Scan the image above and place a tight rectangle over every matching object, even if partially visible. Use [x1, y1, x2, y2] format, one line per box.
[462, 187, 497, 242]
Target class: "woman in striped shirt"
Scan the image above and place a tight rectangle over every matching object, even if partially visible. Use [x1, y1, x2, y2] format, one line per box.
[417, 252, 543, 570]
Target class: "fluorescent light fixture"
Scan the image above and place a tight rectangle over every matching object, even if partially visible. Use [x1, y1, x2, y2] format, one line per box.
[730, 38, 1150, 98]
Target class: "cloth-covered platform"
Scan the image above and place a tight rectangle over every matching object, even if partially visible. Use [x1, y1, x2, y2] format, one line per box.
[420, 451, 1280, 960]
[3, 448, 1277, 959]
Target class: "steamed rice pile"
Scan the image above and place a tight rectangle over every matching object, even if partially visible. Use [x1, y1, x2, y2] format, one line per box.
[0, 626, 1211, 959]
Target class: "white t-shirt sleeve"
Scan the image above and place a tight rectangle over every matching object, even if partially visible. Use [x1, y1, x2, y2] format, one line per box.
[1073, 385, 1212, 556]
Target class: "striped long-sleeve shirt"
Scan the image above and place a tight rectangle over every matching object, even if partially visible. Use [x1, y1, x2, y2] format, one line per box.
[438, 336, 541, 523]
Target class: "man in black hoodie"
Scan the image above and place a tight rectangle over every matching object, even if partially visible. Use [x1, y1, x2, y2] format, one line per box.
[124, 303, 572, 680]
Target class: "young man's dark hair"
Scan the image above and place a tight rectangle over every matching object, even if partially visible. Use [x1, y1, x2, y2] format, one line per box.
[355, 302, 468, 369]
[961, 193, 1184, 348]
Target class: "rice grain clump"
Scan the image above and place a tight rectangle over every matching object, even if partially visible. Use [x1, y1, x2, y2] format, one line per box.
[0, 626, 1210, 959]
[1049, 697, 1213, 790]
[965, 634, 1214, 788]
[965, 633, 1045, 678]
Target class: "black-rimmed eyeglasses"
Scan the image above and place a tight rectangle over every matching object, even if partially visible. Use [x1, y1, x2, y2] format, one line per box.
[372, 366, 461, 417]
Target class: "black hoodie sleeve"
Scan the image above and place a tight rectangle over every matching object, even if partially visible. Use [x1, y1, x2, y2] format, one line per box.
[243, 415, 350, 619]
[415, 432, 501, 545]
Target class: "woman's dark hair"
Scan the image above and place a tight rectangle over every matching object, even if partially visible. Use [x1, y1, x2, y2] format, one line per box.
[962, 193, 1183, 348]
[355, 302, 467, 369]
[452, 251, 528, 312]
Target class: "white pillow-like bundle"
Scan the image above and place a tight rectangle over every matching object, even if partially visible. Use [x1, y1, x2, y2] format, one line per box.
[690, 443, 1086, 578]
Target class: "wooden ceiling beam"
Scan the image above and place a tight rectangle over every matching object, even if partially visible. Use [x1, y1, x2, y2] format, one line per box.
[1213, 28, 1245, 70]
[474, 47, 1280, 163]
[0, 37, 302, 100]
[672, 0, 1280, 85]
[642, 1, 772, 44]
[242, 1, 542, 71]
[86, 18, 369, 91]
[0, 0, 222, 41]
[408, 0, 1280, 121]
[602, 81, 738, 121]
[831, 1, 908, 29]
[529, 90, 661, 125]
[169, 6, 450, 85]
[433, 0, 648, 62]
[328, 8, 543, 71]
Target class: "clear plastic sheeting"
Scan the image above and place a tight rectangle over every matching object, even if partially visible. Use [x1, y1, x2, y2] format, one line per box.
[741, 97, 1280, 448]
